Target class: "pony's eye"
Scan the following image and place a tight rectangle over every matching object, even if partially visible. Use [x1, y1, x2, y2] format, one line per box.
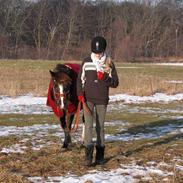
[64, 86, 69, 91]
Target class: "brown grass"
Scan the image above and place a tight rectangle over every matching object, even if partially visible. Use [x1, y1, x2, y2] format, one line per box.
[111, 74, 183, 96]
[0, 138, 182, 182]
[0, 60, 183, 96]
[0, 167, 30, 183]
[0, 65, 50, 97]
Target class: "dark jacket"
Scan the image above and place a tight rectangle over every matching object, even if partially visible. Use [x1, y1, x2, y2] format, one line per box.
[77, 56, 119, 105]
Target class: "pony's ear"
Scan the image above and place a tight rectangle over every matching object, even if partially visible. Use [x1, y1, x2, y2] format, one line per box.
[49, 70, 57, 78]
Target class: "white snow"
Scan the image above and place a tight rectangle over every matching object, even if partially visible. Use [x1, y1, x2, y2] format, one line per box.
[116, 66, 143, 69]
[154, 63, 183, 66]
[105, 122, 183, 141]
[0, 124, 64, 154]
[165, 80, 183, 84]
[1, 144, 27, 154]
[28, 162, 174, 183]
[0, 93, 183, 114]
[109, 93, 183, 103]
[176, 165, 183, 171]
[0, 94, 50, 114]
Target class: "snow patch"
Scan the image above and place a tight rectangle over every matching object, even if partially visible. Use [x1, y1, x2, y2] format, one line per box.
[28, 162, 174, 183]
[0, 93, 183, 114]
[110, 93, 183, 103]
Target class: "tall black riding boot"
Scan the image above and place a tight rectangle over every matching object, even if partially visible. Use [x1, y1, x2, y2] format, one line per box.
[95, 146, 105, 165]
[84, 145, 94, 166]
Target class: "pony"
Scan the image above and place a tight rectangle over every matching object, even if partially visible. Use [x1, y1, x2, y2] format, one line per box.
[46, 63, 81, 149]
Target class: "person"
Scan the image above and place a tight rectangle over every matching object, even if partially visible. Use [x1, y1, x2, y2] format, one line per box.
[77, 36, 119, 166]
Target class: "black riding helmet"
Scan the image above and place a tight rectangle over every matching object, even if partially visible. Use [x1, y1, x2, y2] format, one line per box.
[91, 36, 107, 53]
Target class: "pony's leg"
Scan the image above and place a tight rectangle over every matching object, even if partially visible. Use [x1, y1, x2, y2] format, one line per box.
[60, 114, 74, 148]
[65, 114, 74, 145]
[60, 115, 66, 129]
[63, 132, 71, 148]
[60, 114, 69, 148]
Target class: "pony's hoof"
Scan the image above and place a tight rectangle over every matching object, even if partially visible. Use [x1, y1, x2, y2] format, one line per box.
[80, 143, 85, 149]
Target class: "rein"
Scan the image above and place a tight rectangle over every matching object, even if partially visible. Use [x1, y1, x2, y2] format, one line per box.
[64, 100, 91, 133]
[54, 92, 65, 99]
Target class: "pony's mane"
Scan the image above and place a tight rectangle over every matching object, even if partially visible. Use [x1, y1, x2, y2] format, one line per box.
[53, 64, 71, 76]
[52, 64, 72, 84]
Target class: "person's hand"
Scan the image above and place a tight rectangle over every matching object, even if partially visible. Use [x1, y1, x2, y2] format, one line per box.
[97, 71, 105, 80]
[78, 95, 85, 102]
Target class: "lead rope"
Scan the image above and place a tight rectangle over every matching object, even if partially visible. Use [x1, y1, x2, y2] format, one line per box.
[67, 100, 91, 133]
[70, 101, 82, 132]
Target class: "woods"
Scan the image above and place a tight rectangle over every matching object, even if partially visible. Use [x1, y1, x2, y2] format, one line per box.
[0, 0, 183, 61]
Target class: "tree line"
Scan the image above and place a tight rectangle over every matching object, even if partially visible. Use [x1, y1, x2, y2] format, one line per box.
[0, 0, 183, 61]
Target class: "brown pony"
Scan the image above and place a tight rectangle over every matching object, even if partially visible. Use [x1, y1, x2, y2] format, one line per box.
[47, 64, 81, 148]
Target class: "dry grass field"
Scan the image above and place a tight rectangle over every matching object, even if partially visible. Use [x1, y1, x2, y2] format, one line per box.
[0, 59, 183, 97]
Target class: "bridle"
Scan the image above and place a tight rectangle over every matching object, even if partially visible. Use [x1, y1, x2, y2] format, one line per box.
[53, 85, 65, 100]
[52, 79, 69, 109]
[52, 78, 75, 132]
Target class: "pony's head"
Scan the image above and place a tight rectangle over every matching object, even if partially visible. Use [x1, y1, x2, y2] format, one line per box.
[50, 64, 72, 110]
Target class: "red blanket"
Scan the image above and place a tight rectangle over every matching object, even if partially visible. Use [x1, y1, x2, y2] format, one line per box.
[65, 63, 80, 74]
[46, 63, 80, 117]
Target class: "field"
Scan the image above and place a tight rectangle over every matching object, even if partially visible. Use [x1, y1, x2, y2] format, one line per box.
[0, 60, 183, 183]
[0, 60, 183, 96]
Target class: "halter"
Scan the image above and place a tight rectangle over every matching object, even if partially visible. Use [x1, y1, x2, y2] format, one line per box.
[53, 89, 65, 100]
[52, 79, 67, 109]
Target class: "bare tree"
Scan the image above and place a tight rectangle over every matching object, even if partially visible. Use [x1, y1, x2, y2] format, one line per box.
[61, 0, 82, 59]
[0, 0, 183, 60]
